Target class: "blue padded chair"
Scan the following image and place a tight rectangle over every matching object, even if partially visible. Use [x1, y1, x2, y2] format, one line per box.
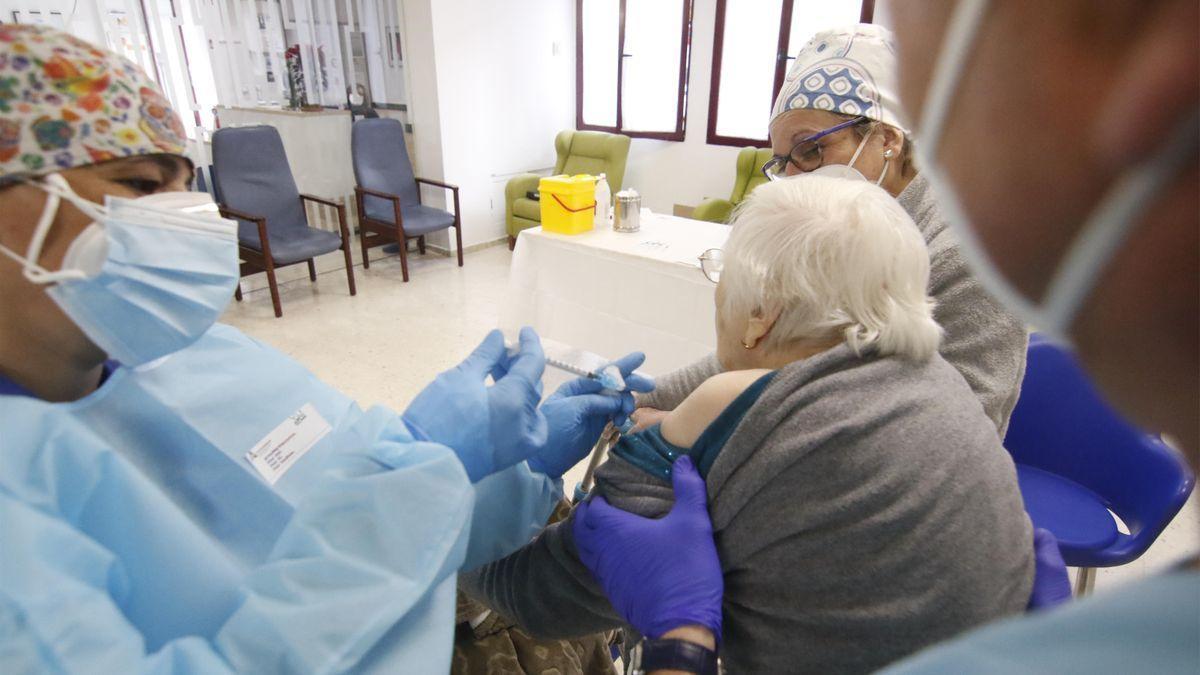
[212, 125, 356, 317]
[1004, 334, 1195, 594]
[351, 118, 461, 282]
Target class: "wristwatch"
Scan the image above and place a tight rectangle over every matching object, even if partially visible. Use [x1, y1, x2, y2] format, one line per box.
[628, 638, 721, 675]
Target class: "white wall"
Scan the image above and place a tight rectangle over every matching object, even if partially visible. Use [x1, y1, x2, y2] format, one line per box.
[621, 0, 742, 214]
[413, 0, 575, 247]
[408, 0, 735, 237]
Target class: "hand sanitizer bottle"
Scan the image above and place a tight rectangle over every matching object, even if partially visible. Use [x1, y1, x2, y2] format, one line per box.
[594, 173, 611, 229]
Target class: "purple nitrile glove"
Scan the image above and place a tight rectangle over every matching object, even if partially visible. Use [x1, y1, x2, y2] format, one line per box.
[528, 352, 656, 478]
[1027, 527, 1072, 611]
[572, 456, 723, 642]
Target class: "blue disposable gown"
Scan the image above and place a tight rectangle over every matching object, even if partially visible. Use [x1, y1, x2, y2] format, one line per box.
[0, 324, 561, 673]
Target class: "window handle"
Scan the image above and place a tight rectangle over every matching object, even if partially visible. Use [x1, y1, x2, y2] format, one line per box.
[622, 52, 633, 58]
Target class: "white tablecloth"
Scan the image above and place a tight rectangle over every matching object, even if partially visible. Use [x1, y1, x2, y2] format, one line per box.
[501, 213, 731, 377]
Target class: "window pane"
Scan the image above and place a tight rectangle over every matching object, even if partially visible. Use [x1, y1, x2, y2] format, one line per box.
[788, 0, 862, 56]
[581, 0, 619, 127]
[621, 0, 685, 133]
[713, 0, 783, 140]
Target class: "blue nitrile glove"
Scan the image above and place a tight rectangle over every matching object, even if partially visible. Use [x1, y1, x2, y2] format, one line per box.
[572, 456, 723, 642]
[528, 352, 655, 478]
[1027, 528, 1072, 611]
[403, 328, 547, 482]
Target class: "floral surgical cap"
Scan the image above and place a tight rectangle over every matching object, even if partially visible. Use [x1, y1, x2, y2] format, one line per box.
[771, 23, 908, 133]
[0, 24, 187, 184]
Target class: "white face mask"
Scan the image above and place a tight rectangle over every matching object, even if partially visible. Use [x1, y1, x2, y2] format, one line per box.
[914, 0, 1200, 343]
[0, 173, 239, 366]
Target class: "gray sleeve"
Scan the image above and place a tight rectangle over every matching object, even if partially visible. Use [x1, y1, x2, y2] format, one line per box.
[636, 352, 724, 411]
[928, 239, 1028, 436]
[459, 457, 675, 639]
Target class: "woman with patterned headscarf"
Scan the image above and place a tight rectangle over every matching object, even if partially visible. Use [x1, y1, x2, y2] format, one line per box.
[0, 25, 646, 673]
[637, 24, 1028, 437]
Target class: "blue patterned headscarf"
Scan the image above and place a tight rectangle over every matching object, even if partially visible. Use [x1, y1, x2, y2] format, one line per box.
[771, 24, 908, 133]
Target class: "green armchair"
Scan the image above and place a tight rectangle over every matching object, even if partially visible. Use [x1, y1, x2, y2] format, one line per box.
[506, 130, 632, 248]
[691, 147, 775, 223]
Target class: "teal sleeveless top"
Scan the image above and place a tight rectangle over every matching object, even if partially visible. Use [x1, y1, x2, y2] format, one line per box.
[611, 371, 777, 480]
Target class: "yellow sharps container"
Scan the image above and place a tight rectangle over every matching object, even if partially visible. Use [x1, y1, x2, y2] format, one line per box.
[539, 174, 597, 235]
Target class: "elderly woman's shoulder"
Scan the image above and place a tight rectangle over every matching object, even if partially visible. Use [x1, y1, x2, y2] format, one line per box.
[660, 369, 773, 449]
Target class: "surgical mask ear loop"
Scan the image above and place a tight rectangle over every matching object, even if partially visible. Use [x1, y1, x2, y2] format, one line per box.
[0, 187, 59, 276]
[915, 0, 990, 161]
[846, 124, 890, 185]
[845, 124, 875, 172]
[1041, 107, 1200, 329]
[916, 0, 1199, 341]
[876, 149, 893, 187]
[0, 174, 106, 285]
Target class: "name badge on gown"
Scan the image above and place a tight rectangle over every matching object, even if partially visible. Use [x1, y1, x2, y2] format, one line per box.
[245, 404, 331, 485]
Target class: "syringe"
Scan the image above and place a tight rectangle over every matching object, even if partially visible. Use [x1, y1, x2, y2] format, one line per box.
[506, 341, 627, 391]
[546, 356, 627, 391]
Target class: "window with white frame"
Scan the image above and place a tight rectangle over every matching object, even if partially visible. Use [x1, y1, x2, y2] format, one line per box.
[707, 0, 871, 147]
[576, 0, 695, 141]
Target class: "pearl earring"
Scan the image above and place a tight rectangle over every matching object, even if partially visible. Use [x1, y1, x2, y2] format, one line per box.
[883, 148, 895, 159]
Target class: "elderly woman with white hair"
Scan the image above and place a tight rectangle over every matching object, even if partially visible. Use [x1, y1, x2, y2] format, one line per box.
[463, 175, 1034, 673]
[638, 24, 1027, 436]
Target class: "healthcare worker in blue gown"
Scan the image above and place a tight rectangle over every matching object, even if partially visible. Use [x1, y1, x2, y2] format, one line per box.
[0, 25, 651, 674]
[569, 2, 1198, 674]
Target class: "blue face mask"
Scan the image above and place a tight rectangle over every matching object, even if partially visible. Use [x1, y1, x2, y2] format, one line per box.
[0, 173, 239, 367]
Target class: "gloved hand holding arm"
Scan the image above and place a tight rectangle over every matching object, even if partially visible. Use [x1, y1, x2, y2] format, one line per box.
[529, 352, 656, 478]
[1027, 528, 1072, 611]
[571, 456, 724, 643]
[403, 328, 547, 482]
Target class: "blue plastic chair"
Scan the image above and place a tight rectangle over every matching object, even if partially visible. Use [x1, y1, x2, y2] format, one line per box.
[1004, 334, 1195, 594]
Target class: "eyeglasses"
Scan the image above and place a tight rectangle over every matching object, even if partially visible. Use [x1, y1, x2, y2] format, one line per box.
[698, 248, 723, 283]
[762, 116, 868, 181]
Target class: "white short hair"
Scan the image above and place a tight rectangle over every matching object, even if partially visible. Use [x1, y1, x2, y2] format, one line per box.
[722, 175, 942, 361]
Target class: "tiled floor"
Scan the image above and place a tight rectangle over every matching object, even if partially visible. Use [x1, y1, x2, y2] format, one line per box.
[222, 245, 1199, 596]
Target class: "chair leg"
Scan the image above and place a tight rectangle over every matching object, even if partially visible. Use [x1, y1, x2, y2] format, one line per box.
[1074, 567, 1096, 596]
[455, 225, 464, 267]
[508, 235, 516, 252]
[234, 282, 243, 302]
[307, 259, 317, 281]
[264, 259, 282, 318]
[397, 232, 409, 282]
[341, 241, 357, 296]
[418, 235, 426, 255]
[360, 231, 371, 270]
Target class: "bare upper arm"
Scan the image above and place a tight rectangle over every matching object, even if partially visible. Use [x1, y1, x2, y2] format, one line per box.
[659, 369, 772, 448]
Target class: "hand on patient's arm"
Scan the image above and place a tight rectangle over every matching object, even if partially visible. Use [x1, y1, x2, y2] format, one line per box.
[572, 456, 724, 642]
[631, 407, 669, 433]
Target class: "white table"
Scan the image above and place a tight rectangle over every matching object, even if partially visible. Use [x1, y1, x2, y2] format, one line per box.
[501, 212, 731, 377]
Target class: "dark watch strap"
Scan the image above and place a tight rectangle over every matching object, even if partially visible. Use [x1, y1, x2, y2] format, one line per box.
[634, 638, 720, 675]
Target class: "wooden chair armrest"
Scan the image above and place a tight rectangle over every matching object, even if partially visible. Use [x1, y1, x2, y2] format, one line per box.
[299, 193, 344, 209]
[415, 177, 460, 192]
[218, 205, 265, 224]
[354, 186, 402, 203]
